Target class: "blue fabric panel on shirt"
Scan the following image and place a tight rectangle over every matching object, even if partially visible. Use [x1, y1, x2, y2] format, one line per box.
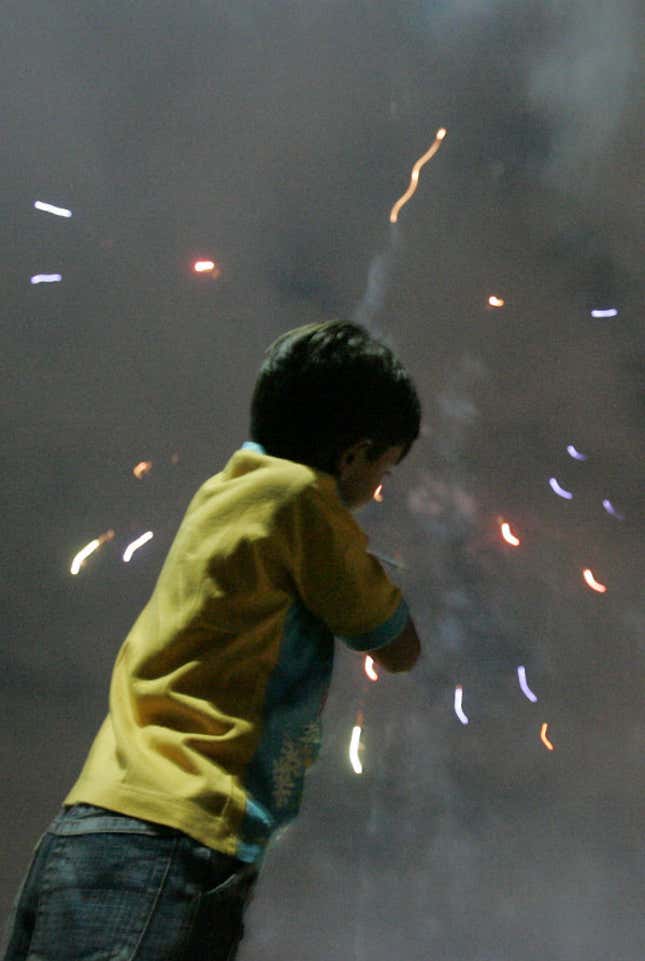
[237, 600, 335, 860]
[235, 797, 273, 863]
[339, 597, 410, 652]
[241, 441, 267, 454]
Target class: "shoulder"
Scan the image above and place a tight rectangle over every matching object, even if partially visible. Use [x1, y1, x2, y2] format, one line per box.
[227, 450, 337, 503]
[231, 451, 363, 534]
[191, 449, 356, 534]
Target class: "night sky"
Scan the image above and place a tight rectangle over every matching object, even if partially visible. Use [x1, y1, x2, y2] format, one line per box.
[2, 2, 643, 959]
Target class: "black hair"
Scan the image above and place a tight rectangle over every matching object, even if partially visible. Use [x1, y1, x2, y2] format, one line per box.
[250, 319, 421, 474]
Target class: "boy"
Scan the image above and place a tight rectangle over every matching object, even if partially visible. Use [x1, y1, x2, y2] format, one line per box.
[3, 319, 421, 961]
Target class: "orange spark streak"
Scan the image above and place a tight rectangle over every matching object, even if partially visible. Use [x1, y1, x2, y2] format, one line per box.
[133, 461, 153, 479]
[488, 295, 505, 307]
[389, 128, 447, 224]
[500, 521, 520, 546]
[373, 484, 384, 502]
[364, 656, 379, 682]
[583, 568, 607, 593]
[540, 722, 555, 751]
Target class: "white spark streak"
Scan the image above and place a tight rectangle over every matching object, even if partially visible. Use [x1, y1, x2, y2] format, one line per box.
[123, 531, 154, 563]
[34, 201, 72, 218]
[454, 684, 469, 725]
[349, 725, 363, 774]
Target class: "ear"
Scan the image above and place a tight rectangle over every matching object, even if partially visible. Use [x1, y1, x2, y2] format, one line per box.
[337, 439, 372, 473]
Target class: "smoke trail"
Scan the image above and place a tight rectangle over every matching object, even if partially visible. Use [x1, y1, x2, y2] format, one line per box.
[353, 224, 401, 333]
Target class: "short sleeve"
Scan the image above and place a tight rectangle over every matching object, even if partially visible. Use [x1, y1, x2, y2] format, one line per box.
[281, 480, 409, 652]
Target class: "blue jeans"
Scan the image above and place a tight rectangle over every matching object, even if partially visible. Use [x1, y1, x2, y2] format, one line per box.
[2, 804, 258, 961]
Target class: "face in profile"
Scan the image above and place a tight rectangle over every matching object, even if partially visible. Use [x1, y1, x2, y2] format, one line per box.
[336, 442, 405, 509]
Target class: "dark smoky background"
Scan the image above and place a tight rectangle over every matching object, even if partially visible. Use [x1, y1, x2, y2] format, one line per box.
[2, 2, 643, 959]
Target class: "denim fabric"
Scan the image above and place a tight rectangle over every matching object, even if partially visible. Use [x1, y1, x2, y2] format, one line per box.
[2, 804, 258, 961]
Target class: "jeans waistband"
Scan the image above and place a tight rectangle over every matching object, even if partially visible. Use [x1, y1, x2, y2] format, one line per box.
[49, 803, 181, 837]
[48, 804, 260, 880]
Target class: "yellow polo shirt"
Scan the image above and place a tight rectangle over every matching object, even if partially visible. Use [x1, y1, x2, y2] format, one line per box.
[65, 443, 409, 863]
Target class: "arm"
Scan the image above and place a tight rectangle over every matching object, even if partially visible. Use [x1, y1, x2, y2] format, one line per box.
[283, 480, 416, 659]
[367, 616, 420, 673]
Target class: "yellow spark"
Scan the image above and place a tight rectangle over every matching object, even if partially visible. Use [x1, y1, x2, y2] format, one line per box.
[488, 295, 505, 308]
[540, 722, 555, 751]
[70, 529, 114, 575]
[373, 484, 384, 502]
[389, 127, 447, 224]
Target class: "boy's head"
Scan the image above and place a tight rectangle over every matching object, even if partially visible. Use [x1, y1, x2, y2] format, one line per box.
[250, 320, 421, 504]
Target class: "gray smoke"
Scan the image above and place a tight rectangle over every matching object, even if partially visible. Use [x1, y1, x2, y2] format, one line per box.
[3, 1, 643, 959]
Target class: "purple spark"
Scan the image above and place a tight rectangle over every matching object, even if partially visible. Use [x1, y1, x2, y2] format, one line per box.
[602, 499, 624, 520]
[567, 444, 587, 461]
[30, 274, 62, 284]
[517, 666, 538, 703]
[549, 477, 573, 499]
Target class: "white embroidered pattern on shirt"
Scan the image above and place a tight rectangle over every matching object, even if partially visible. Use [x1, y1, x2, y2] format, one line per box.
[272, 722, 322, 810]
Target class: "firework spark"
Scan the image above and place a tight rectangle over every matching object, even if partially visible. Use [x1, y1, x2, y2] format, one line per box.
[364, 656, 379, 682]
[349, 724, 363, 774]
[193, 260, 220, 275]
[549, 477, 573, 500]
[500, 521, 520, 546]
[540, 722, 554, 751]
[123, 531, 154, 563]
[454, 684, 469, 725]
[582, 568, 607, 593]
[30, 274, 62, 284]
[389, 128, 446, 224]
[602, 499, 624, 520]
[70, 530, 115, 575]
[34, 201, 72, 218]
[517, 666, 538, 703]
[567, 444, 587, 461]
[133, 461, 153, 479]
